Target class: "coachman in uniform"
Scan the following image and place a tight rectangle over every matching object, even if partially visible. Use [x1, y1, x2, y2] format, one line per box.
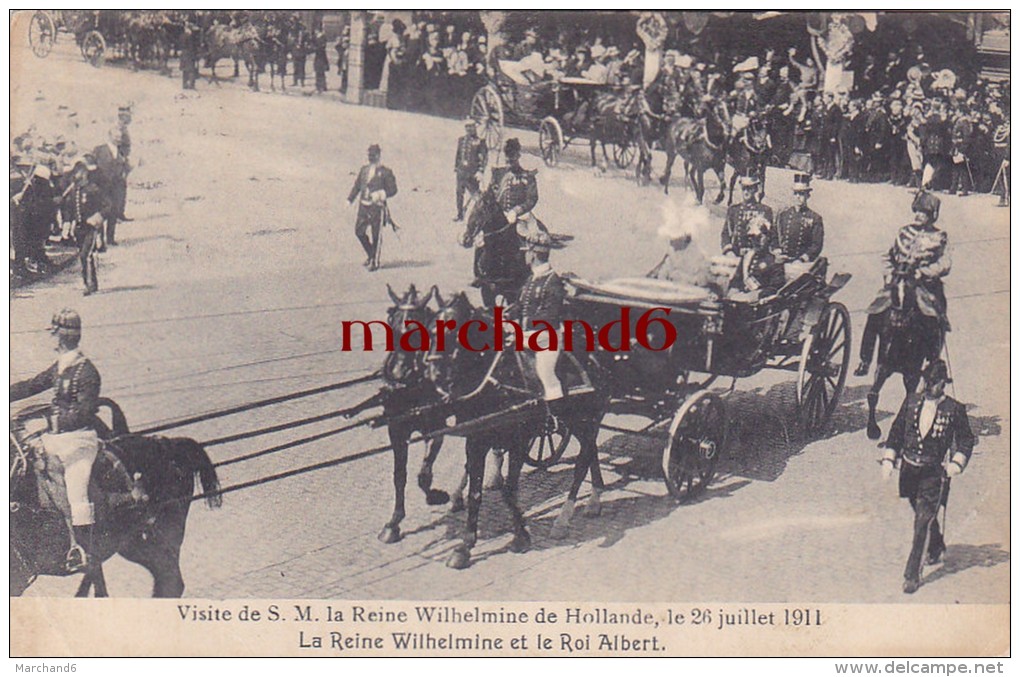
[774, 173, 824, 262]
[881, 360, 974, 594]
[453, 119, 488, 222]
[348, 144, 398, 272]
[856, 190, 950, 377]
[10, 309, 103, 573]
[721, 175, 774, 256]
[517, 230, 567, 410]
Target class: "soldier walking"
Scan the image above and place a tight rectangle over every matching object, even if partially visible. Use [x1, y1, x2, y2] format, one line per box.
[453, 118, 487, 222]
[347, 144, 398, 272]
[68, 158, 108, 295]
[881, 360, 975, 594]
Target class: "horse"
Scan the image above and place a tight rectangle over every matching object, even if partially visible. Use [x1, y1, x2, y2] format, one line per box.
[865, 265, 946, 440]
[726, 112, 771, 205]
[424, 292, 609, 569]
[10, 400, 221, 597]
[342, 284, 451, 545]
[202, 22, 260, 89]
[585, 91, 633, 173]
[460, 190, 532, 308]
[660, 99, 728, 203]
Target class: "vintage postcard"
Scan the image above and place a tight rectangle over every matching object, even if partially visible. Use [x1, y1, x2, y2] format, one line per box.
[8, 10, 1010, 659]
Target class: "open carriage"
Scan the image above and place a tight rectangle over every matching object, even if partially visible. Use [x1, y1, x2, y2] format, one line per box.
[558, 258, 852, 499]
[27, 10, 107, 66]
[470, 63, 638, 169]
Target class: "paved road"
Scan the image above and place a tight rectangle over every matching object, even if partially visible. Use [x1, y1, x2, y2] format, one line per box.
[11, 36, 1010, 603]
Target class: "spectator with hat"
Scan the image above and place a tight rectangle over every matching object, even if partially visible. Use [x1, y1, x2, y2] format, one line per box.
[453, 118, 488, 222]
[881, 359, 974, 594]
[775, 173, 824, 262]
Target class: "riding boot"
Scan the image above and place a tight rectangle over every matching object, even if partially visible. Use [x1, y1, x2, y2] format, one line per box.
[68, 524, 94, 574]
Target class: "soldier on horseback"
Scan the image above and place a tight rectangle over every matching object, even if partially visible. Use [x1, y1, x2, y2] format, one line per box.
[856, 190, 950, 378]
[10, 309, 101, 573]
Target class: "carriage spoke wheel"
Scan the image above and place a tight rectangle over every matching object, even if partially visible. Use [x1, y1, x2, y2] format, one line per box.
[81, 30, 106, 68]
[29, 11, 55, 58]
[539, 117, 563, 167]
[797, 301, 851, 435]
[613, 139, 635, 169]
[525, 420, 572, 469]
[470, 85, 504, 152]
[662, 391, 724, 502]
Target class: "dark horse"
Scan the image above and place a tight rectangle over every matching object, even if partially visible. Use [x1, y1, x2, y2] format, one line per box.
[343, 284, 450, 544]
[460, 190, 533, 308]
[424, 292, 609, 569]
[659, 99, 728, 203]
[10, 400, 221, 597]
[726, 112, 772, 205]
[864, 266, 946, 439]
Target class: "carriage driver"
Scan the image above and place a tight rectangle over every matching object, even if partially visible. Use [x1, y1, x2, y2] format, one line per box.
[518, 231, 567, 410]
[10, 309, 102, 573]
[856, 191, 951, 377]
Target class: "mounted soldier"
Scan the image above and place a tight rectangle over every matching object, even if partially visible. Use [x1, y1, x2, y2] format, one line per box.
[857, 190, 950, 379]
[10, 309, 102, 574]
[462, 137, 539, 306]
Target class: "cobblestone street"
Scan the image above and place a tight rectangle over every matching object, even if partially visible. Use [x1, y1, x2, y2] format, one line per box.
[11, 35, 1009, 605]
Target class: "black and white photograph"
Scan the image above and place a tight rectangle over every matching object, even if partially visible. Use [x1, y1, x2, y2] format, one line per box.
[8, 9, 1010, 659]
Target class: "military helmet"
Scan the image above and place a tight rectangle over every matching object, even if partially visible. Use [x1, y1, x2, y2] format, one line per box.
[911, 190, 941, 221]
[522, 230, 552, 252]
[50, 308, 82, 335]
[922, 359, 952, 384]
[504, 137, 522, 158]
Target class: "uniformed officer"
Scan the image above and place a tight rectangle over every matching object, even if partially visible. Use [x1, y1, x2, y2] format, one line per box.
[774, 173, 824, 262]
[856, 191, 950, 376]
[68, 158, 108, 295]
[10, 309, 102, 573]
[347, 144, 398, 272]
[491, 137, 538, 227]
[517, 230, 566, 406]
[731, 213, 785, 296]
[881, 359, 974, 594]
[721, 175, 774, 256]
[453, 118, 488, 222]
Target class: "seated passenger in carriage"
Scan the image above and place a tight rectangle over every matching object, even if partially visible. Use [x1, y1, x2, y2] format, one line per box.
[647, 204, 711, 289]
[774, 173, 825, 264]
[727, 212, 786, 300]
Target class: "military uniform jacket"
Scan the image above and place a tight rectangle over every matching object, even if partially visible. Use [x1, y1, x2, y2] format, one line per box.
[518, 268, 566, 328]
[71, 182, 109, 228]
[10, 353, 101, 433]
[721, 201, 774, 255]
[886, 392, 974, 469]
[454, 134, 488, 176]
[490, 165, 538, 216]
[775, 205, 824, 261]
[867, 224, 950, 319]
[347, 164, 398, 205]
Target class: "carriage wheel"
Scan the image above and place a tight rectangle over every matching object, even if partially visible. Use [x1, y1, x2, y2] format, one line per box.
[662, 391, 725, 502]
[29, 11, 56, 58]
[81, 30, 106, 68]
[796, 301, 851, 435]
[613, 138, 635, 169]
[525, 421, 572, 469]
[470, 85, 504, 152]
[539, 117, 563, 167]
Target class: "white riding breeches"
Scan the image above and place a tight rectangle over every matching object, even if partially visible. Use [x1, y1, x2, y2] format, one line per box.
[42, 430, 98, 526]
[526, 329, 564, 401]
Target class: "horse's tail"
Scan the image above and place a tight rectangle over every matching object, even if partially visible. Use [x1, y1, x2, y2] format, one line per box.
[173, 438, 223, 509]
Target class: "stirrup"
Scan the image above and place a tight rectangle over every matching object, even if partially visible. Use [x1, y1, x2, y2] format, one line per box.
[65, 544, 88, 573]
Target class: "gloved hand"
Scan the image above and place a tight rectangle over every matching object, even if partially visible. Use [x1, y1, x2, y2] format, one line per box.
[881, 459, 894, 480]
[503, 209, 518, 224]
[945, 461, 963, 477]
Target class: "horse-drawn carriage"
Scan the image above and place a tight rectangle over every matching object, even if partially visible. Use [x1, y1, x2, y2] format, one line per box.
[28, 10, 107, 67]
[470, 63, 638, 169]
[550, 257, 852, 498]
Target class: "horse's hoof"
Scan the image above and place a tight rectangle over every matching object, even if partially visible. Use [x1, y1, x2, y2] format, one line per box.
[484, 474, 504, 491]
[509, 531, 532, 553]
[447, 547, 472, 570]
[426, 489, 450, 506]
[867, 421, 882, 441]
[583, 503, 602, 518]
[550, 523, 569, 541]
[450, 496, 466, 513]
[378, 525, 402, 544]
[713, 194, 725, 205]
